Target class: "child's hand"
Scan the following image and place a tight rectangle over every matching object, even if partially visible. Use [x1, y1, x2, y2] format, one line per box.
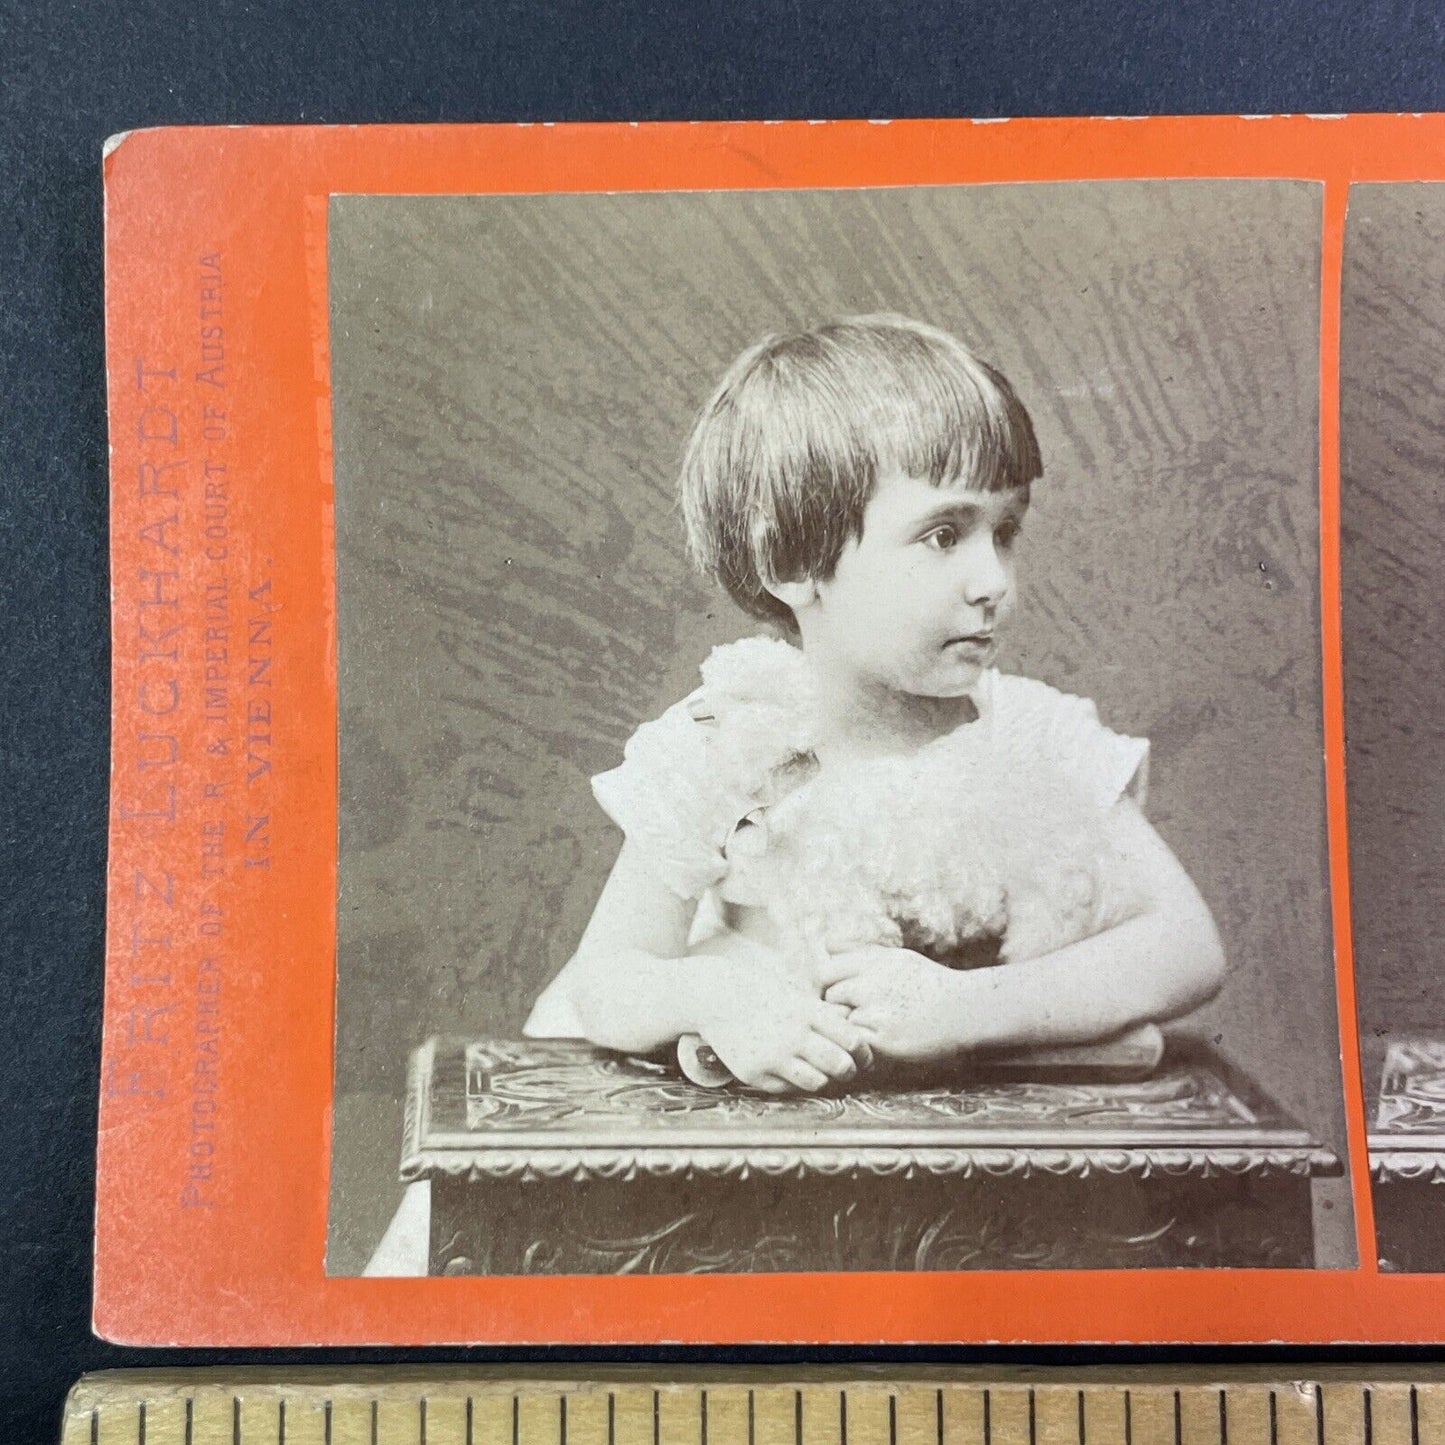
[815, 947, 969, 1064]
[696, 958, 873, 1094]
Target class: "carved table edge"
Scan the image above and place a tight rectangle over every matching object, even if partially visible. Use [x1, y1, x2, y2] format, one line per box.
[402, 1143, 1342, 1184]
[1369, 1147, 1445, 1183]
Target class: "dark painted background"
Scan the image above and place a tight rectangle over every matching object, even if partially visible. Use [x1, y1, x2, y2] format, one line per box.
[1341, 186, 1445, 1057]
[9, 0, 1445, 1438]
[324, 183, 1351, 1273]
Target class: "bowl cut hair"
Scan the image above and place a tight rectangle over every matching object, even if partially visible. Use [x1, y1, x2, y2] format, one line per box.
[678, 313, 1043, 629]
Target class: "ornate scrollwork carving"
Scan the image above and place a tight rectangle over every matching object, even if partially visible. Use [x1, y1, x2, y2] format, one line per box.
[403, 1036, 1339, 1185]
[415, 1036, 1332, 1274]
[409, 1142, 1336, 1183]
[430, 1174, 1317, 1274]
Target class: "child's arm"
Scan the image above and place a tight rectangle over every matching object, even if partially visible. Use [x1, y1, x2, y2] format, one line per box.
[525, 840, 870, 1092]
[816, 798, 1225, 1061]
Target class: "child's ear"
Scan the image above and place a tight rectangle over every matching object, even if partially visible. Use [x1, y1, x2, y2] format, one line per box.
[762, 576, 819, 612]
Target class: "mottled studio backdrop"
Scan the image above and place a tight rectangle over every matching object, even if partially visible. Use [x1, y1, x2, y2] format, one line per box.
[1342, 186, 1445, 1069]
[325, 183, 1349, 1270]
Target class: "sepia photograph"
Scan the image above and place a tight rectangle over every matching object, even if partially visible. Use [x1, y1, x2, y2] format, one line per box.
[324, 181, 1353, 1277]
[1341, 182, 1445, 1271]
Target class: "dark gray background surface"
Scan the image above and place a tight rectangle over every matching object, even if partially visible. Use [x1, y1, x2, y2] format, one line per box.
[1342, 186, 1445, 1059]
[10, 0, 1445, 1437]
[326, 182, 1353, 1272]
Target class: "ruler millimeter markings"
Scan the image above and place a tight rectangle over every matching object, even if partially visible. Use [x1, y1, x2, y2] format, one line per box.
[60, 1374, 1444, 1445]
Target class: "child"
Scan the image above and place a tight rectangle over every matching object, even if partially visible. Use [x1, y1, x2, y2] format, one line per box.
[524, 313, 1225, 1095]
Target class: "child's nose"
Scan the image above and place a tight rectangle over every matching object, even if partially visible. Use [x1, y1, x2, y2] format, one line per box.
[961, 536, 1010, 606]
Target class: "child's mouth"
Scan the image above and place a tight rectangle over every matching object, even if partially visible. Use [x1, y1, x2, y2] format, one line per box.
[946, 633, 996, 659]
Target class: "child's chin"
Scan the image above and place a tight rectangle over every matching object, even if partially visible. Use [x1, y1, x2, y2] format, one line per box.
[879, 652, 988, 700]
[917, 661, 986, 696]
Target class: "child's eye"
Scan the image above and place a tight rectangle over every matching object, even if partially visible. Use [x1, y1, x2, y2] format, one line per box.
[922, 524, 959, 551]
[995, 519, 1023, 549]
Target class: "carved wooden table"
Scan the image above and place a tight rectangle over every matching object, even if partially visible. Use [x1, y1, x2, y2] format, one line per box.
[403, 1036, 1340, 1275]
[1368, 1038, 1445, 1272]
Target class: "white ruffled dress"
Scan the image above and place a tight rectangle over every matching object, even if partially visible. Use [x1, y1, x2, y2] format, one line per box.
[586, 636, 1149, 967]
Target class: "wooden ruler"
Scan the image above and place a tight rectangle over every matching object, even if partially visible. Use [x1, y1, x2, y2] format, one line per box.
[58, 1370, 1445, 1445]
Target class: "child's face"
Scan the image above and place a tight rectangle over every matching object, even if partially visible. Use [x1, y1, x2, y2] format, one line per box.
[808, 471, 1029, 698]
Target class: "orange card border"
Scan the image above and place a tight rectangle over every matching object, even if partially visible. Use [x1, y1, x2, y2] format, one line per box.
[96, 114, 1438, 1346]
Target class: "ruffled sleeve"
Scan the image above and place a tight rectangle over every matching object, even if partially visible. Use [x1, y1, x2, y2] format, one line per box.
[991, 673, 1150, 811]
[590, 692, 733, 901]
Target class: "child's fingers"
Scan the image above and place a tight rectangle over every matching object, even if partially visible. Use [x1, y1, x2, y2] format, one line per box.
[821, 977, 868, 1010]
[810, 1002, 871, 1056]
[843, 1007, 884, 1037]
[775, 1059, 831, 1093]
[810, 950, 865, 990]
[798, 1033, 858, 1082]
